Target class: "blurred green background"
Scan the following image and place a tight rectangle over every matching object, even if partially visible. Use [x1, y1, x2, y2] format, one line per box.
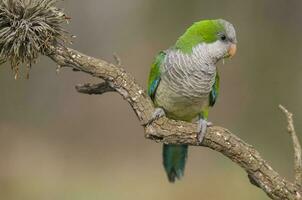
[1, 0, 302, 199]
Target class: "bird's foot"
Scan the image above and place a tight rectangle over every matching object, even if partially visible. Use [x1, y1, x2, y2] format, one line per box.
[145, 107, 166, 126]
[197, 118, 212, 143]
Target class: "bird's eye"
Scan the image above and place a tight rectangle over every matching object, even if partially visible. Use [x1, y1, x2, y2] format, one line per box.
[220, 34, 227, 41]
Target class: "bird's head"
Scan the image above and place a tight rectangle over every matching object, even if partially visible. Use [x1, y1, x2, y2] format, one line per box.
[175, 19, 237, 62]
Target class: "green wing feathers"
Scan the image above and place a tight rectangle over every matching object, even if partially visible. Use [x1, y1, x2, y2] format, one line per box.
[200, 72, 220, 120]
[163, 144, 188, 182]
[147, 51, 166, 100]
[209, 72, 220, 107]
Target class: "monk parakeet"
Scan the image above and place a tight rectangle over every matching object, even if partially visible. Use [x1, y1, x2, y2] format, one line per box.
[147, 19, 237, 182]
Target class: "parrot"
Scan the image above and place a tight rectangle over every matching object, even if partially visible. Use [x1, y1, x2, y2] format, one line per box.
[147, 19, 237, 182]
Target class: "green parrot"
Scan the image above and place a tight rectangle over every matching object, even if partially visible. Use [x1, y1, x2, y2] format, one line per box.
[147, 19, 237, 182]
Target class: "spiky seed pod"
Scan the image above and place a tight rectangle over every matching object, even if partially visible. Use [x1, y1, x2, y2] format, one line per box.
[0, 0, 68, 79]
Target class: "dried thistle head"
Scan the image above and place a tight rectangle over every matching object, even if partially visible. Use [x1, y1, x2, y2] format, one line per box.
[0, 0, 68, 79]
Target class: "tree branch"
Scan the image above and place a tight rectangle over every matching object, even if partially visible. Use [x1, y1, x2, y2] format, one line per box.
[279, 105, 302, 187]
[48, 46, 302, 200]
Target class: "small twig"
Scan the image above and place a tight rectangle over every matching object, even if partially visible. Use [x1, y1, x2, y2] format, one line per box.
[113, 53, 122, 67]
[76, 82, 115, 95]
[279, 104, 302, 186]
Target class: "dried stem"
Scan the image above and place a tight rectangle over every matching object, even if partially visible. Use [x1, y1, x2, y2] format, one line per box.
[279, 105, 302, 187]
[0, 0, 68, 78]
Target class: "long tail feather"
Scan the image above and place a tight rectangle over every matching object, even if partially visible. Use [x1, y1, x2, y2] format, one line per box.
[162, 144, 188, 182]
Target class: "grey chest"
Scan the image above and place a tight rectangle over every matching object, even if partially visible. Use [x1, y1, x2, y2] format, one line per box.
[154, 44, 217, 120]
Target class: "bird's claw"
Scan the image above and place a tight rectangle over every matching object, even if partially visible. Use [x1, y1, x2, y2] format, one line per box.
[145, 108, 166, 126]
[197, 118, 212, 143]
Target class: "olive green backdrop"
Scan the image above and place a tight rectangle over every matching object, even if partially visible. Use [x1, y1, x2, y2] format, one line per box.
[0, 0, 302, 199]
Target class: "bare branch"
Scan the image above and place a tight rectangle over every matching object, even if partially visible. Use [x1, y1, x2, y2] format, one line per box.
[48, 46, 302, 200]
[113, 53, 122, 67]
[279, 105, 302, 187]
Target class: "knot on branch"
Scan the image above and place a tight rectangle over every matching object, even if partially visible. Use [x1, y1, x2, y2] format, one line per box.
[75, 82, 115, 95]
[0, 0, 69, 79]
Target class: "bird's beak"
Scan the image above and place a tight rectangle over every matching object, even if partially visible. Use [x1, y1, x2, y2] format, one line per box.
[227, 44, 237, 58]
